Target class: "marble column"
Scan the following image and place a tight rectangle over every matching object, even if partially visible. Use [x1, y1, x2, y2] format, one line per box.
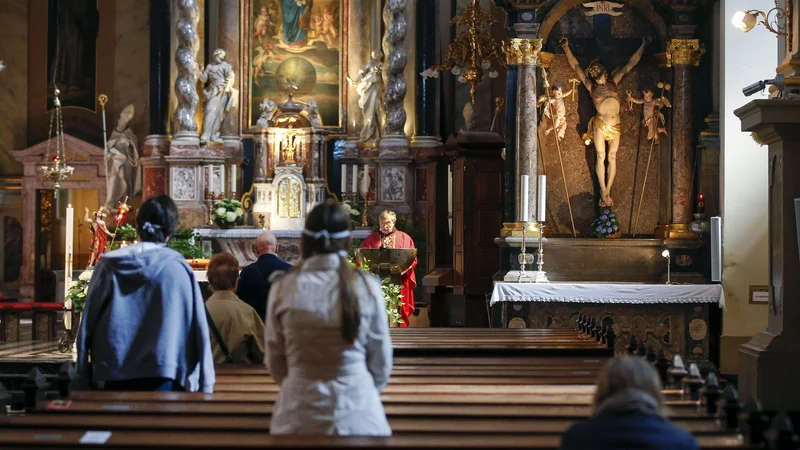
[143, 0, 171, 201]
[218, 0, 241, 148]
[502, 38, 542, 225]
[411, 0, 440, 148]
[736, 100, 800, 410]
[173, 0, 201, 145]
[381, 0, 409, 147]
[657, 39, 704, 239]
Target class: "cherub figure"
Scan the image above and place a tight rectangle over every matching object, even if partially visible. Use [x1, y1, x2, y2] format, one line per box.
[85, 208, 115, 269]
[538, 83, 573, 140]
[627, 87, 671, 143]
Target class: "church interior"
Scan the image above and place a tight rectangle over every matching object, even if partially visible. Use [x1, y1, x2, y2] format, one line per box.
[0, 0, 799, 446]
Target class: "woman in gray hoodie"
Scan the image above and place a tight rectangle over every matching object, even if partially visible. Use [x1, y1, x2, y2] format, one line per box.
[76, 195, 215, 393]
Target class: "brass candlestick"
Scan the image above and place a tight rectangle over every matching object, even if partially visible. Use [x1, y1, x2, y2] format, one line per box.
[360, 195, 371, 228]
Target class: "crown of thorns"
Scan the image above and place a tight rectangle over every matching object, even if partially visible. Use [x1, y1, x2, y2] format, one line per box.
[586, 61, 607, 79]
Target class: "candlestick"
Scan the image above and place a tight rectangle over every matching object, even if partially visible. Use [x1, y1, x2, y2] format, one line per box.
[520, 175, 529, 222]
[341, 165, 347, 194]
[537, 175, 547, 223]
[64, 204, 74, 329]
[352, 164, 358, 194]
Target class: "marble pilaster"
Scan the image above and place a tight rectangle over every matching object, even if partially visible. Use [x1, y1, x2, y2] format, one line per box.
[656, 39, 704, 239]
[502, 38, 543, 225]
[172, 0, 201, 145]
[141, 135, 170, 200]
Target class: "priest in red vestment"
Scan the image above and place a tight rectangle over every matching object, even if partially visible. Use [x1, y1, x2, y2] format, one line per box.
[360, 210, 417, 327]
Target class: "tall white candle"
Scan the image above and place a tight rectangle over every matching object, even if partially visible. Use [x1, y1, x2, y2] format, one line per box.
[64, 204, 74, 329]
[230, 164, 237, 195]
[537, 175, 547, 223]
[219, 165, 225, 195]
[520, 175, 529, 222]
[361, 165, 369, 194]
[341, 165, 347, 193]
[352, 164, 358, 193]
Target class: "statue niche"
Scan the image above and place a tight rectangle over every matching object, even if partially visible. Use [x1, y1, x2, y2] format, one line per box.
[252, 91, 328, 230]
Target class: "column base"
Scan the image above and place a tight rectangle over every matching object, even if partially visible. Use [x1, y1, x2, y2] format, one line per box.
[172, 132, 200, 146]
[410, 135, 442, 148]
[500, 222, 541, 237]
[654, 223, 699, 240]
[144, 135, 170, 157]
[739, 331, 800, 410]
[380, 136, 409, 148]
[222, 136, 243, 156]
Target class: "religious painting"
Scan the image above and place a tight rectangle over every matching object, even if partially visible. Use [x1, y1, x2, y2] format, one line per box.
[246, 0, 347, 132]
[381, 166, 405, 203]
[46, 0, 99, 110]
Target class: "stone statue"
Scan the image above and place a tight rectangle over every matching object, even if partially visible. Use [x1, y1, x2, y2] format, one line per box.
[257, 98, 277, 129]
[306, 99, 322, 128]
[561, 37, 650, 207]
[104, 104, 141, 212]
[462, 102, 476, 132]
[85, 208, 114, 269]
[627, 87, 671, 143]
[538, 83, 573, 141]
[0, 61, 5, 72]
[199, 48, 237, 145]
[347, 50, 383, 143]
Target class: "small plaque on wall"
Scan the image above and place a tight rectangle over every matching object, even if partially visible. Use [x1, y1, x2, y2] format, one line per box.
[749, 285, 770, 304]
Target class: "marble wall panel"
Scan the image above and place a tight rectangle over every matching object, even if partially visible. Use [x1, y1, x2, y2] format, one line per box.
[172, 166, 197, 201]
[0, 0, 28, 175]
[114, 0, 151, 151]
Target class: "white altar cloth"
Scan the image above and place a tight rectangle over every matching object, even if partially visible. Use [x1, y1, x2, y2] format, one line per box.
[490, 282, 725, 310]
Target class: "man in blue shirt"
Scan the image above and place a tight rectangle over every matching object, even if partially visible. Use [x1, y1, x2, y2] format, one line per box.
[236, 232, 291, 321]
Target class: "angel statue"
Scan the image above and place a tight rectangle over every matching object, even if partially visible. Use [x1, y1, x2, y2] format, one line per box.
[85, 208, 115, 269]
[104, 104, 141, 213]
[561, 36, 650, 207]
[347, 50, 383, 143]
[257, 98, 278, 129]
[199, 49, 238, 145]
[627, 86, 671, 144]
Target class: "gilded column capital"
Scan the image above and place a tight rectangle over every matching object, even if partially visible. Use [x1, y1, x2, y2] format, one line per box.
[502, 38, 543, 66]
[665, 39, 705, 67]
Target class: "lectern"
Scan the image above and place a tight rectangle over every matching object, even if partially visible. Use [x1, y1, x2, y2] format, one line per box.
[355, 248, 417, 286]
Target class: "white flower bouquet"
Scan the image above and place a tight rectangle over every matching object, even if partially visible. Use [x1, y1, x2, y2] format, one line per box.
[65, 271, 92, 314]
[213, 198, 244, 229]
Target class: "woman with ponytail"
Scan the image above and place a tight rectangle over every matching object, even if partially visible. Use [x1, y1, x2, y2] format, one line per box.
[265, 201, 392, 436]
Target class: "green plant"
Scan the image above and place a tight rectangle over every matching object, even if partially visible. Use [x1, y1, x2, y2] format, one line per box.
[342, 200, 361, 227]
[109, 224, 139, 250]
[213, 198, 244, 228]
[348, 256, 404, 325]
[168, 238, 211, 259]
[65, 271, 92, 314]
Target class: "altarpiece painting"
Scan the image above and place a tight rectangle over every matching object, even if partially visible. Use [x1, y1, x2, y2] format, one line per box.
[245, 0, 347, 132]
[46, 0, 99, 111]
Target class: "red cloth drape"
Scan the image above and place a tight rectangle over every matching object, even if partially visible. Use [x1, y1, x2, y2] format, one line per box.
[360, 231, 417, 327]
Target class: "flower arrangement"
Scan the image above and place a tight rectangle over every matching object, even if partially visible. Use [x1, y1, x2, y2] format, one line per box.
[213, 198, 244, 229]
[65, 271, 92, 314]
[348, 257, 404, 325]
[592, 208, 620, 238]
[342, 200, 361, 226]
[168, 227, 211, 260]
[109, 224, 138, 250]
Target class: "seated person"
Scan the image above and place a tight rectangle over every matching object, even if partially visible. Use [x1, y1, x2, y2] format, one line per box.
[206, 253, 265, 364]
[559, 356, 699, 450]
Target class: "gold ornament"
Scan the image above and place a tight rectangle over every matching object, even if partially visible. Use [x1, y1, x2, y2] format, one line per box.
[665, 39, 705, 67]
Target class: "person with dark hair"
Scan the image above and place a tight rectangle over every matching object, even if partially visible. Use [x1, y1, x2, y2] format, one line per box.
[76, 195, 215, 393]
[206, 253, 265, 364]
[559, 356, 699, 450]
[236, 231, 291, 321]
[265, 201, 392, 435]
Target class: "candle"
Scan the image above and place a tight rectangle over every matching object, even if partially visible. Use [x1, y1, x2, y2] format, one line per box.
[341, 165, 347, 193]
[231, 164, 237, 195]
[520, 175, 529, 222]
[64, 204, 74, 329]
[697, 194, 705, 214]
[352, 164, 358, 193]
[219, 165, 225, 195]
[361, 165, 370, 195]
[537, 175, 547, 223]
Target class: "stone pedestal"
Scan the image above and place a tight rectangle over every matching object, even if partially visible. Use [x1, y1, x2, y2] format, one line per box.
[735, 100, 800, 411]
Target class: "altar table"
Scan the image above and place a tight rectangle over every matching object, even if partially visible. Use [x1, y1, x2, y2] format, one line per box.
[489, 282, 725, 367]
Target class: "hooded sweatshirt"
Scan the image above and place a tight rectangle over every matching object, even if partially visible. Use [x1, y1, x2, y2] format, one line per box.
[75, 242, 215, 393]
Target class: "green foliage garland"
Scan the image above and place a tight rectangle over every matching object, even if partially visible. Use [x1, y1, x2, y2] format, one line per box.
[348, 256, 404, 325]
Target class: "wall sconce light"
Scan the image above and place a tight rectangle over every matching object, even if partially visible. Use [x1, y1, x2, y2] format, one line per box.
[732, 0, 790, 36]
[661, 249, 671, 285]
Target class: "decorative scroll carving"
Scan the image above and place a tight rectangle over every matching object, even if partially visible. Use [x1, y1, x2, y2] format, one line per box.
[502, 38, 543, 66]
[381, 0, 408, 138]
[665, 39, 705, 67]
[173, 0, 201, 137]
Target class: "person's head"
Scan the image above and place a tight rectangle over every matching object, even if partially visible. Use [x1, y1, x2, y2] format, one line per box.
[213, 48, 226, 63]
[302, 201, 359, 343]
[643, 89, 654, 101]
[371, 50, 382, 61]
[136, 195, 179, 243]
[260, 6, 267, 14]
[587, 61, 607, 84]
[551, 83, 563, 99]
[593, 356, 665, 413]
[207, 253, 239, 292]
[255, 232, 278, 256]
[379, 210, 397, 235]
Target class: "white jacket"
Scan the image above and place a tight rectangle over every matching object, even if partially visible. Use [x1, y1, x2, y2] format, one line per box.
[265, 253, 392, 436]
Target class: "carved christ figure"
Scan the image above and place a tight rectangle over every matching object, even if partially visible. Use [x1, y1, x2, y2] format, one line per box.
[561, 37, 650, 207]
[85, 208, 115, 269]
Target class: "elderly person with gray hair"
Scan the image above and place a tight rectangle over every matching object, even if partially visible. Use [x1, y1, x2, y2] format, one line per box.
[559, 356, 698, 450]
[236, 232, 291, 321]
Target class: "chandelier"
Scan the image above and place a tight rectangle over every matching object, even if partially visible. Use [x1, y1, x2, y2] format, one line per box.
[40, 87, 74, 197]
[421, 0, 501, 104]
